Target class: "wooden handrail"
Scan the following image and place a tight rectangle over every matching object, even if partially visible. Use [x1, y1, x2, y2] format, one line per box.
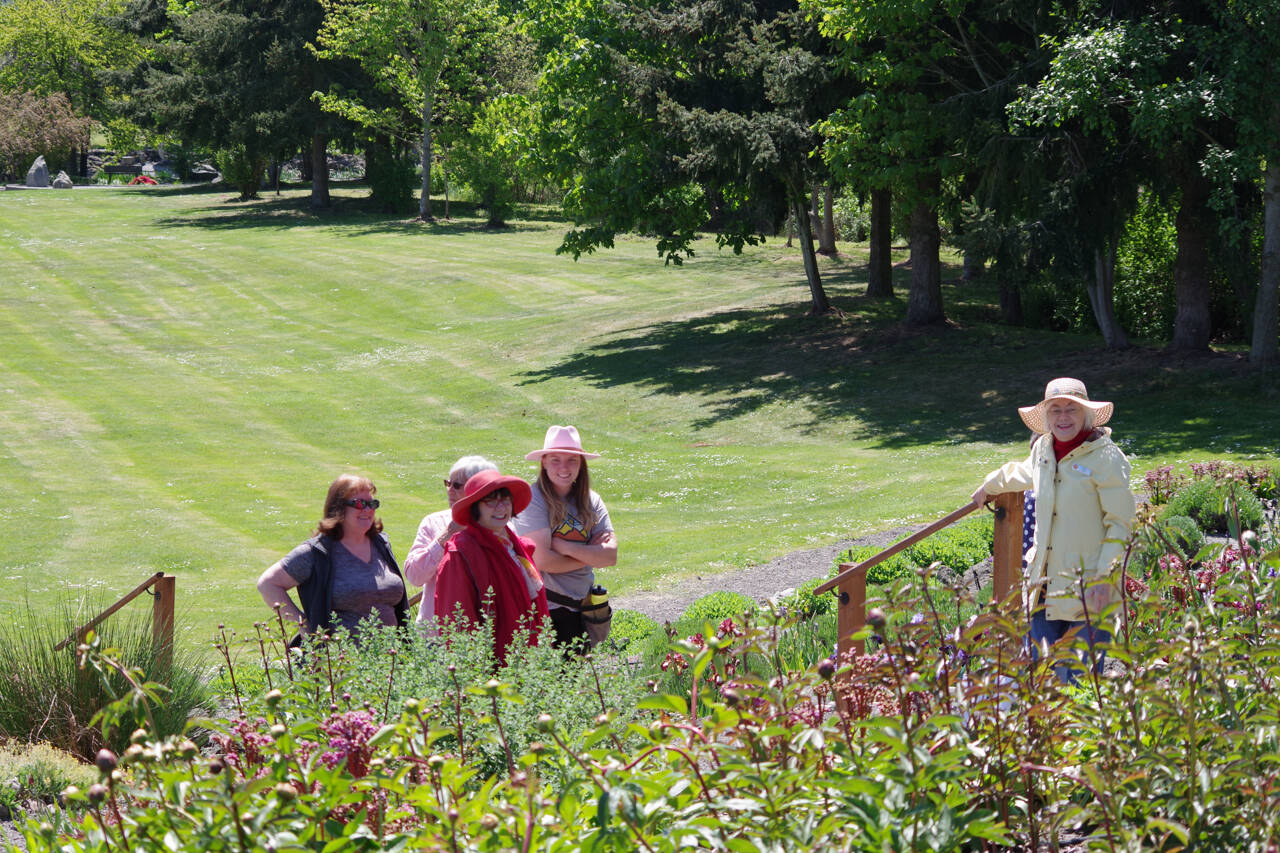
[816, 501, 981, 596]
[54, 571, 176, 670]
[823, 495, 1025, 715]
[55, 572, 165, 651]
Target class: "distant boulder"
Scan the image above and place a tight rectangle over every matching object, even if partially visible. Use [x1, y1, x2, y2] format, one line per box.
[189, 163, 219, 182]
[26, 155, 50, 187]
[53, 171, 74, 189]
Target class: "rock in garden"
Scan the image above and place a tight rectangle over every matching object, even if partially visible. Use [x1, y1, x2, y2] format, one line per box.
[190, 163, 219, 182]
[26, 155, 50, 187]
[53, 171, 74, 189]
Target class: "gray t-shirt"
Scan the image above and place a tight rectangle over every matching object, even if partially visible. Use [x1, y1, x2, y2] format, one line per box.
[281, 539, 403, 634]
[513, 484, 613, 605]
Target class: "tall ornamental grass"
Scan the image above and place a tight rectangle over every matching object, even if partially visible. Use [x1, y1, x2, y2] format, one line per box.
[0, 605, 214, 760]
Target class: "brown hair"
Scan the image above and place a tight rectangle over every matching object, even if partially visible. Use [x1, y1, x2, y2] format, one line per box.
[315, 474, 382, 539]
[537, 458, 597, 532]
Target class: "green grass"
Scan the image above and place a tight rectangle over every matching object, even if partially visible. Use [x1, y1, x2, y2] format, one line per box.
[1, 183, 1277, 647]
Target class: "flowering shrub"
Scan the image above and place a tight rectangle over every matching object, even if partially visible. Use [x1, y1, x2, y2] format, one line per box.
[19, 485, 1280, 852]
[1143, 464, 1188, 504]
[1188, 460, 1280, 500]
[1161, 478, 1265, 534]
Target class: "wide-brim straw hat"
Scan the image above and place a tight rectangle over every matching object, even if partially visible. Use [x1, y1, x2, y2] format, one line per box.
[524, 425, 601, 461]
[451, 470, 533, 527]
[1018, 377, 1113, 434]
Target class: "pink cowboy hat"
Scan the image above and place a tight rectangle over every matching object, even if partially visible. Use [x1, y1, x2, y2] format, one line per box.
[524, 425, 602, 461]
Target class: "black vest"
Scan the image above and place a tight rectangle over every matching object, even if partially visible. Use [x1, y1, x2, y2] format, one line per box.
[295, 533, 409, 632]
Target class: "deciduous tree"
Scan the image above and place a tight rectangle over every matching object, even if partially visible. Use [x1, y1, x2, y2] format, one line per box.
[0, 91, 92, 180]
[0, 0, 141, 117]
[312, 0, 503, 221]
[812, 0, 1051, 326]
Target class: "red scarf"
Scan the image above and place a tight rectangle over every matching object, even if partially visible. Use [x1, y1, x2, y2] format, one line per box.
[1053, 430, 1088, 461]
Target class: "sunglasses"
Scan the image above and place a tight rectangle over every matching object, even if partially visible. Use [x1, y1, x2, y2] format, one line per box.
[444, 478, 467, 490]
[344, 498, 380, 510]
[479, 489, 512, 506]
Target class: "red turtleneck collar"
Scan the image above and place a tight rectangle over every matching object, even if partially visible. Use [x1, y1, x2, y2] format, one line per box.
[1052, 430, 1089, 460]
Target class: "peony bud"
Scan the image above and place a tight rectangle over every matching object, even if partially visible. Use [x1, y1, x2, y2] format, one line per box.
[95, 749, 118, 774]
[817, 658, 836, 681]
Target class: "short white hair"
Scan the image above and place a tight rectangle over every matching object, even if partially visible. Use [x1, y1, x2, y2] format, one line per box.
[449, 455, 497, 482]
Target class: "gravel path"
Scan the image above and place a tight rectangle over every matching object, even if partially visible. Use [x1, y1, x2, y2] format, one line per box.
[613, 523, 928, 624]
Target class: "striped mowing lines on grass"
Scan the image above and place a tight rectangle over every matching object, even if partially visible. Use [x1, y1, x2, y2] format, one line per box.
[3, 186, 1275, 645]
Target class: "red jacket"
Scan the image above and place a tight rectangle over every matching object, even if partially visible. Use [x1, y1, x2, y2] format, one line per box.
[434, 524, 548, 663]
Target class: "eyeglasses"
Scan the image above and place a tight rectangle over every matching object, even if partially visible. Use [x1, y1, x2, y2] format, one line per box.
[344, 498, 380, 510]
[444, 478, 467, 490]
[479, 489, 512, 506]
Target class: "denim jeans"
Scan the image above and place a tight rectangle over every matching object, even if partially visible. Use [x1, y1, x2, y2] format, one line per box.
[1028, 608, 1111, 686]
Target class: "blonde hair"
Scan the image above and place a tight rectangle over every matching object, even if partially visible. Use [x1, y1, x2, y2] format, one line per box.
[537, 458, 597, 532]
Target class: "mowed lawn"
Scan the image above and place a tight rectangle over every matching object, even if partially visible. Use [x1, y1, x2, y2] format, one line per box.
[1, 184, 1277, 648]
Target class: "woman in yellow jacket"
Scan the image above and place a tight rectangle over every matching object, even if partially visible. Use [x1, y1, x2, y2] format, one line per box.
[972, 378, 1136, 684]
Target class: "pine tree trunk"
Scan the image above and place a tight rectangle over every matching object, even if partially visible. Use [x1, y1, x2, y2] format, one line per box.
[419, 95, 434, 221]
[1170, 171, 1213, 351]
[866, 187, 893, 297]
[996, 245, 1022, 325]
[1252, 156, 1280, 367]
[1087, 246, 1130, 348]
[906, 175, 944, 325]
[792, 193, 831, 314]
[309, 132, 330, 209]
[818, 185, 836, 254]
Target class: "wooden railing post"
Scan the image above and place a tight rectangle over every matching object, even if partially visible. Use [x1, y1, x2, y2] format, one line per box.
[991, 491, 1024, 603]
[152, 574, 176, 672]
[835, 563, 868, 661]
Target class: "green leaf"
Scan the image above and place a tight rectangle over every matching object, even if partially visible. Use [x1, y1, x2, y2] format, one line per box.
[637, 694, 688, 715]
[368, 723, 399, 748]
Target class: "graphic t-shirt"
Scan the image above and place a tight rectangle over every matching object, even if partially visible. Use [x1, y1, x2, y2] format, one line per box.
[513, 484, 613, 606]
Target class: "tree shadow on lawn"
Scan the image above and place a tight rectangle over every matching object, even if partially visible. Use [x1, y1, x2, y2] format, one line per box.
[150, 192, 556, 236]
[518, 281, 1280, 456]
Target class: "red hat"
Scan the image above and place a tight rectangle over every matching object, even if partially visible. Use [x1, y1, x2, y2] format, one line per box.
[451, 470, 533, 527]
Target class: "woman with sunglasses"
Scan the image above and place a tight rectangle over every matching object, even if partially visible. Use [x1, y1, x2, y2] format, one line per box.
[256, 474, 409, 640]
[513, 425, 616, 649]
[434, 470, 549, 663]
[404, 455, 498, 632]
